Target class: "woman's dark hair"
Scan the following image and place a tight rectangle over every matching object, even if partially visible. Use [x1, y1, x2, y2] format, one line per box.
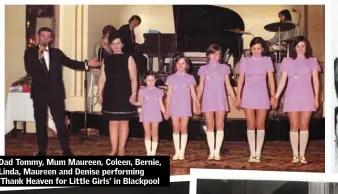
[108, 31, 123, 44]
[206, 44, 223, 63]
[279, 9, 292, 21]
[173, 53, 191, 72]
[249, 37, 270, 56]
[289, 36, 313, 59]
[141, 71, 157, 86]
[128, 15, 141, 24]
[102, 25, 117, 38]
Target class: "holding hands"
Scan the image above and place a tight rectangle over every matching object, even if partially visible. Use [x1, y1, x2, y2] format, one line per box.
[129, 93, 137, 105]
[87, 58, 102, 68]
[234, 96, 241, 110]
[98, 95, 103, 105]
[164, 110, 170, 120]
[270, 96, 278, 109]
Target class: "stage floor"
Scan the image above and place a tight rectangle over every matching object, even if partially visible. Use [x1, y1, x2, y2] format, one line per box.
[5, 134, 324, 175]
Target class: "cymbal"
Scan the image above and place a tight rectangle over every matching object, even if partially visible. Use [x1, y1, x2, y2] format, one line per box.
[225, 29, 252, 35]
[264, 22, 296, 32]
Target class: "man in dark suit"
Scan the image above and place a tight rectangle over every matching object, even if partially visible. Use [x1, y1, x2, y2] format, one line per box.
[118, 15, 147, 80]
[118, 15, 141, 54]
[24, 27, 101, 156]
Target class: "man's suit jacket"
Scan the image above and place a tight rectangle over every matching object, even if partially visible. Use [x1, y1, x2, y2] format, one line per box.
[118, 24, 135, 54]
[24, 46, 86, 101]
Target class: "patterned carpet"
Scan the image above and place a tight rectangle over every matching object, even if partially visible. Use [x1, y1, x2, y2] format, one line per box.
[5, 134, 325, 175]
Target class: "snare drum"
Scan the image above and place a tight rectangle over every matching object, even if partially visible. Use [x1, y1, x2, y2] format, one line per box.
[271, 43, 286, 51]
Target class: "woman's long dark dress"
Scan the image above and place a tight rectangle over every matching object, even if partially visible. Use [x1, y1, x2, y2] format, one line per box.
[102, 53, 136, 120]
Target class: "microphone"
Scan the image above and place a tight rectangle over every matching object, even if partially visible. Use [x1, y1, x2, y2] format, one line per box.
[84, 59, 89, 71]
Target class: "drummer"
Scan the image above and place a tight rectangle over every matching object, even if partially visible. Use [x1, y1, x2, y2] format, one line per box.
[267, 9, 298, 45]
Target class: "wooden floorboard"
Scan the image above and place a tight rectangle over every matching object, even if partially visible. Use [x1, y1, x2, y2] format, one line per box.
[5, 134, 325, 175]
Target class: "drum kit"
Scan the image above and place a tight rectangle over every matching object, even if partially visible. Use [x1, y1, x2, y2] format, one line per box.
[225, 21, 297, 63]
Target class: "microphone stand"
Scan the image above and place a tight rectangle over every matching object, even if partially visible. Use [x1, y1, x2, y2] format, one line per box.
[278, 22, 282, 63]
[80, 60, 89, 144]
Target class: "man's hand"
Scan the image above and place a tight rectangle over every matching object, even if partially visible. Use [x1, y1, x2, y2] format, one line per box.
[38, 45, 45, 60]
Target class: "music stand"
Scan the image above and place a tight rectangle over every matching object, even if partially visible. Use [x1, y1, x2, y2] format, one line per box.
[80, 60, 89, 144]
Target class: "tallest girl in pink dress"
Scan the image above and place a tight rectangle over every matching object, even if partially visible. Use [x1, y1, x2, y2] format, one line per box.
[273, 36, 321, 164]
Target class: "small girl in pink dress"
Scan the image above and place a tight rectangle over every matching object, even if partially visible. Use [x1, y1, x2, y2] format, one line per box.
[196, 44, 239, 160]
[133, 71, 166, 156]
[165, 54, 197, 160]
[236, 37, 276, 163]
[273, 36, 321, 164]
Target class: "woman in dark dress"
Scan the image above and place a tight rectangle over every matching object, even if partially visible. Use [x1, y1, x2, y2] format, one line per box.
[98, 32, 138, 156]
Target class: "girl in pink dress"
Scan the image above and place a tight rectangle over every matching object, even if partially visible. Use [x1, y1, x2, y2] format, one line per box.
[236, 37, 276, 163]
[273, 36, 321, 164]
[133, 71, 166, 156]
[165, 54, 197, 160]
[196, 44, 239, 160]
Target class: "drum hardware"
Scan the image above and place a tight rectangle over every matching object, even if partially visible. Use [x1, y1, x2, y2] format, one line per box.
[88, 73, 98, 113]
[264, 21, 296, 32]
[156, 71, 168, 86]
[264, 21, 296, 63]
[80, 61, 89, 144]
[224, 30, 254, 77]
[224, 29, 254, 37]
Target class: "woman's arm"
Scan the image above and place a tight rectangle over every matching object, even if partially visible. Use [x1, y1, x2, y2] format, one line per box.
[312, 69, 320, 101]
[190, 84, 198, 105]
[128, 56, 138, 103]
[98, 61, 106, 104]
[166, 86, 172, 113]
[190, 84, 198, 113]
[159, 97, 166, 114]
[267, 72, 276, 97]
[196, 76, 205, 103]
[224, 74, 236, 101]
[275, 72, 288, 100]
[236, 73, 245, 99]
[133, 95, 143, 106]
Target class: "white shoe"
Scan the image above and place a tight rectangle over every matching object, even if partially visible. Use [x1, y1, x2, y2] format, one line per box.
[248, 156, 256, 163]
[178, 152, 185, 160]
[292, 156, 299, 163]
[172, 154, 179, 160]
[214, 153, 221, 161]
[208, 153, 214, 160]
[254, 156, 261, 163]
[300, 156, 307, 164]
